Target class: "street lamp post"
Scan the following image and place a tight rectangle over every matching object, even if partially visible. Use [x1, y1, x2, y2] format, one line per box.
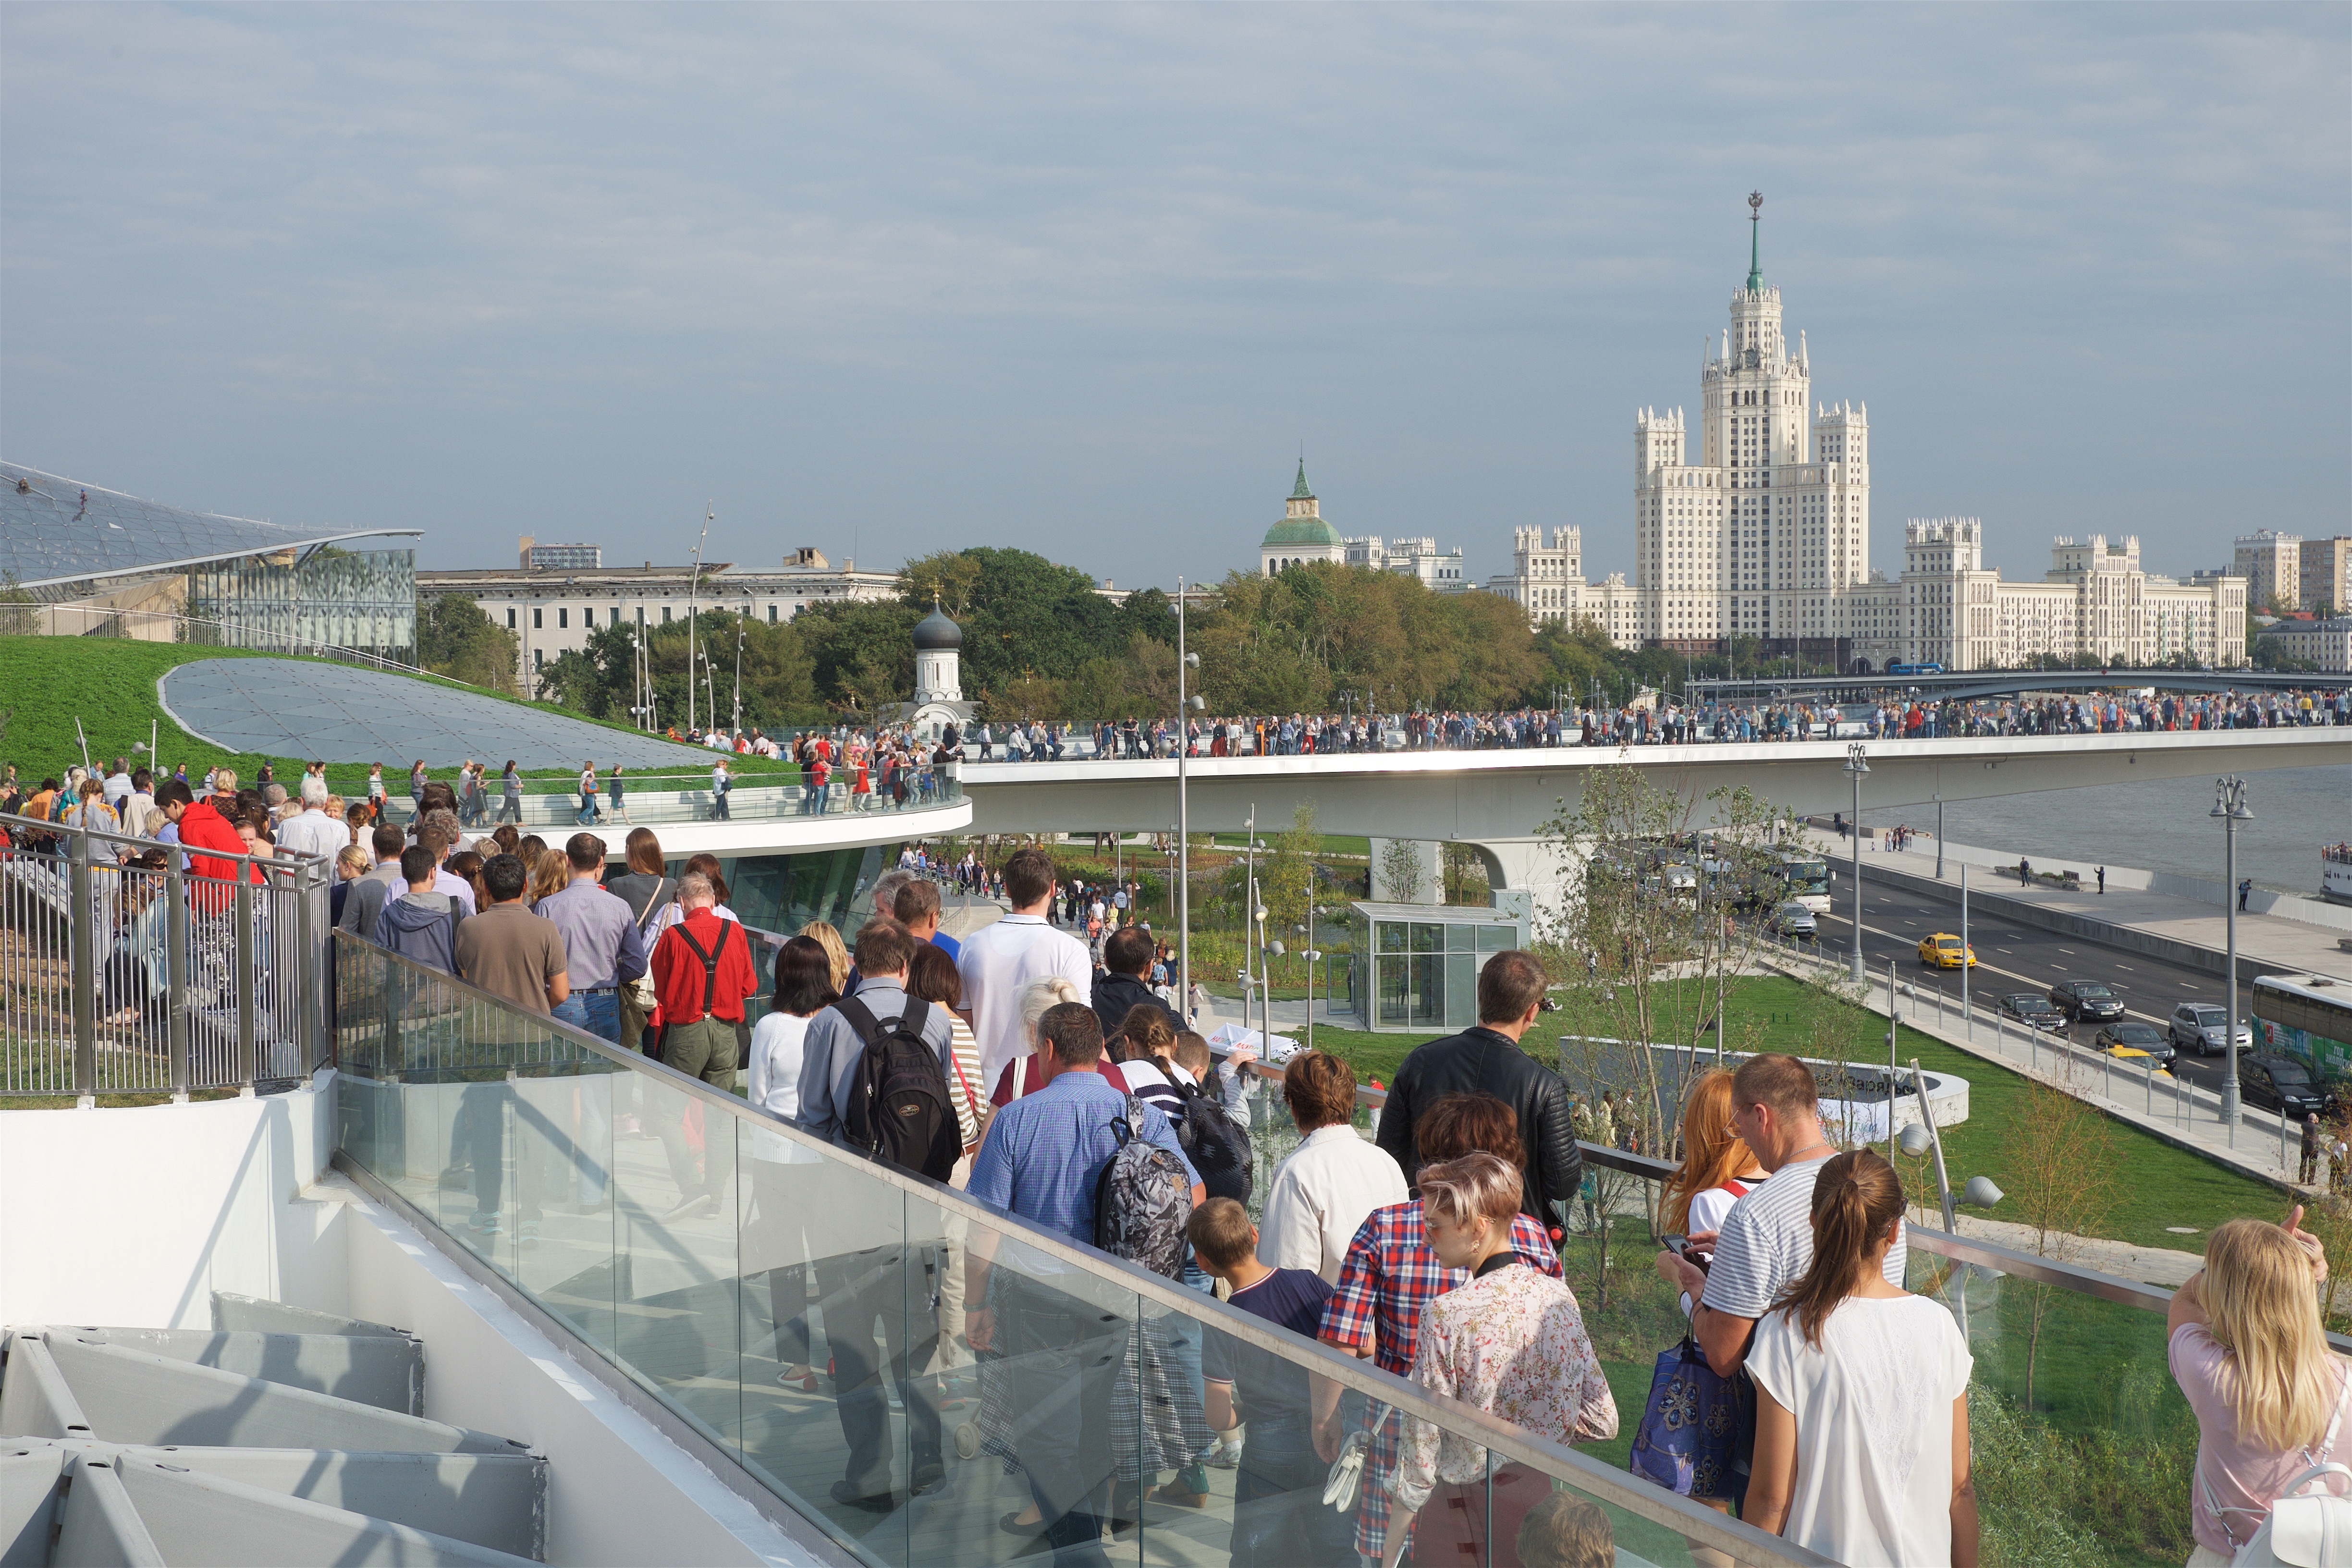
[1845, 744, 1869, 983]
[1176, 578, 1201, 1017]
[687, 505, 710, 734]
[732, 626, 745, 737]
[2214, 777, 2254, 1142]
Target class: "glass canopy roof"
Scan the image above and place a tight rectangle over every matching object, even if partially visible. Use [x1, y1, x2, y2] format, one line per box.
[159, 658, 720, 771]
[1, 462, 417, 589]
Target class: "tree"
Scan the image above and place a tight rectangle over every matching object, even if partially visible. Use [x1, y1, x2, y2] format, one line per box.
[897, 550, 983, 618]
[1999, 1079, 2121, 1409]
[1378, 839, 1425, 904]
[416, 595, 522, 696]
[1260, 803, 1319, 985]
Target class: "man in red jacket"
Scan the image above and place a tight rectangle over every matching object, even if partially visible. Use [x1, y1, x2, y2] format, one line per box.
[646, 872, 759, 1219]
[157, 780, 261, 914]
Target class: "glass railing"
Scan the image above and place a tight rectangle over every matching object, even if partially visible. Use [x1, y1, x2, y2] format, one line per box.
[1, 810, 329, 1097]
[1238, 1059, 2352, 1568]
[331, 934, 1829, 1568]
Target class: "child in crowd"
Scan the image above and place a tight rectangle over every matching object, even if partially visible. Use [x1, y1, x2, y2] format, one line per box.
[1187, 1198, 1355, 1568]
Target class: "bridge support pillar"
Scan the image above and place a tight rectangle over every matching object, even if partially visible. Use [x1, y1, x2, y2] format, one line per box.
[1459, 837, 1576, 939]
[1368, 839, 1442, 905]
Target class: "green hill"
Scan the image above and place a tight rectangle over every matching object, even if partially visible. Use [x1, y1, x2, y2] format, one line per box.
[0, 635, 802, 793]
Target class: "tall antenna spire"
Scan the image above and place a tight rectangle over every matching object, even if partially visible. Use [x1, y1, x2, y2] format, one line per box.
[1746, 191, 1765, 292]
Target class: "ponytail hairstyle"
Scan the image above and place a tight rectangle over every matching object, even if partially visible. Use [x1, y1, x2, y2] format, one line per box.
[1773, 1149, 1906, 1349]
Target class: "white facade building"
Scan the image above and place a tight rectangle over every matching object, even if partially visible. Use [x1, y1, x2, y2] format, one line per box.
[2235, 530, 2303, 611]
[1345, 533, 1470, 590]
[1482, 199, 2246, 670]
[2256, 616, 2352, 674]
[417, 539, 899, 682]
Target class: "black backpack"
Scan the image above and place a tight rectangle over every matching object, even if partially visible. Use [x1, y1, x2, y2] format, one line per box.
[1173, 1076, 1254, 1206]
[833, 995, 958, 1182]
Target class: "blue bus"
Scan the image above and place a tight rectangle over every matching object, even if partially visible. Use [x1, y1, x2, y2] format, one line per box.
[1887, 662, 1945, 677]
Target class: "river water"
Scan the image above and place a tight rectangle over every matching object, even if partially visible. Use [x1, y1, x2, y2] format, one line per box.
[1878, 764, 2350, 897]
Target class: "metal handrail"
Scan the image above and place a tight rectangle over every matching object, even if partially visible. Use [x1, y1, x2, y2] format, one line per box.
[331, 933, 1837, 1568]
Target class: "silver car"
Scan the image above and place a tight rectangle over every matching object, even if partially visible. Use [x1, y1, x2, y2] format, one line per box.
[1766, 902, 1817, 938]
[2168, 1002, 2254, 1057]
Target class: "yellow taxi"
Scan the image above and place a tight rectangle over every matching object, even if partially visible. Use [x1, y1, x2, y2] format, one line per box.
[1917, 933, 1977, 969]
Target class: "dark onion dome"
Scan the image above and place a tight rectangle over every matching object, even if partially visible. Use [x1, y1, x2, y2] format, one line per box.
[913, 600, 963, 651]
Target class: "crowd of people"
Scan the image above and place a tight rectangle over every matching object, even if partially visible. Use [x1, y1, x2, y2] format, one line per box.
[964, 683, 2349, 765]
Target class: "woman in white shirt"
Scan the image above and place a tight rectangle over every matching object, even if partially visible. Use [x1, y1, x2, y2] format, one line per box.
[747, 935, 835, 1390]
[1257, 1050, 1406, 1284]
[1744, 1150, 1978, 1568]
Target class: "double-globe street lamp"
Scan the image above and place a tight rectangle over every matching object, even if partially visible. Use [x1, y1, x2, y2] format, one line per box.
[2213, 776, 2254, 1142]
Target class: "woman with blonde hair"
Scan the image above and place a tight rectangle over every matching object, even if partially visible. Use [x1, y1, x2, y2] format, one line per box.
[1662, 1068, 1770, 1239]
[2169, 1209, 2351, 1564]
[528, 845, 571, 906]
[987, 975, 1127, 1103]
[1384, 1151, 1616, 1568]
[796, 921, 851, 993]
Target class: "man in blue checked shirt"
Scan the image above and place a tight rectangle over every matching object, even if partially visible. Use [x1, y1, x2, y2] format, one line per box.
[965, 1003, 1202, 1567]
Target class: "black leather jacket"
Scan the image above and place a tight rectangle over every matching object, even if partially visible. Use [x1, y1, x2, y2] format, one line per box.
[1374, 1025, 1582, 1239]
[1092, 970, 1181, 1040]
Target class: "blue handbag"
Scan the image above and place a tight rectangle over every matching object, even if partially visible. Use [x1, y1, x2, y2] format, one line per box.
[1628, 1336, 1753, 1507]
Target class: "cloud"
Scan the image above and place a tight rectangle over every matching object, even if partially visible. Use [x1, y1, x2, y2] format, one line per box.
[1, 2, 2344, 587]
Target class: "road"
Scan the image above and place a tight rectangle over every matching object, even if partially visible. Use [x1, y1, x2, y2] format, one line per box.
[1809, 861, 2250, 1097]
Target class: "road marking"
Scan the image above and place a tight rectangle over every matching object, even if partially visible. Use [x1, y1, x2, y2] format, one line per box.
[2057, 947, 2075, 954]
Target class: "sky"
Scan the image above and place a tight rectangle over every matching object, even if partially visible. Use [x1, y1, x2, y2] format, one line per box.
[3, 4, 2346, 592]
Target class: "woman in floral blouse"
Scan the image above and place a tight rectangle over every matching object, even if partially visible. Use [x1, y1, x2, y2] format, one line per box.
[1383, 1151, 1617, 1568]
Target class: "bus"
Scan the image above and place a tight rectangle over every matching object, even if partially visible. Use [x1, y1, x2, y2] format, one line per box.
[1774, 849, 1832, 913]
[1887, 662, 1945, 677]
[2252, 974, 2352, 1081]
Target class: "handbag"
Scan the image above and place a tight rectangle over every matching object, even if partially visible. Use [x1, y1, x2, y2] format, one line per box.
[1323, 1404, 1396, 1513]
[1628, 1335, 1754, 1507]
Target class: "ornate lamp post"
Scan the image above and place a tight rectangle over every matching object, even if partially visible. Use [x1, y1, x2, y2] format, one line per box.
[2214, 777, 2253, 1141]
[1845, 744, 1870, 983]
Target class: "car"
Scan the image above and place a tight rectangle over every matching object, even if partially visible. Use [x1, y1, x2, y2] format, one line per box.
[2237, 1052, 2339, 1119]
[2049, 980, 2126, 1024]
[2093, 1020, 2175, 1067]
[2169, 1002, 2254, 1057]
[1766, 902, 1817, 939]
[1999, 993, 2068, 1033]
[1917, 933, 1976, 969]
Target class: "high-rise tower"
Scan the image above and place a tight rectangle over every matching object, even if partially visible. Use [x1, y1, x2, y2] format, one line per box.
[1631, 194, 1870, 653]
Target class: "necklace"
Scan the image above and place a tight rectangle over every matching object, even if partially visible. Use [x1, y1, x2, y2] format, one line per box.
[1782, 1139, 1834, 1166]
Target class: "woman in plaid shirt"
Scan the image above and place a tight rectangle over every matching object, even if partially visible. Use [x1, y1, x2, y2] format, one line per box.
[1317, 1092, 1564, 1564]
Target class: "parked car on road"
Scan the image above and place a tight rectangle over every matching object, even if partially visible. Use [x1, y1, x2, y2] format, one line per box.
[1999, 993, 2069, 1034]
[2237, 1052, 2338, 1119]
[2093, 1020, 2175, 1067]
[2049, 980, 2127, 1024]
[1917, 932, 1976, 969]
[2169, 1002, 2254, 1057]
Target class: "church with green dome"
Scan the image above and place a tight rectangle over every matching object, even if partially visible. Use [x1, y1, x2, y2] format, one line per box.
[1259, 461, 1348, 576]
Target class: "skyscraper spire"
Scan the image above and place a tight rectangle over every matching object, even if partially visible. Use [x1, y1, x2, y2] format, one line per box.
[1746, 191, 1764, 292]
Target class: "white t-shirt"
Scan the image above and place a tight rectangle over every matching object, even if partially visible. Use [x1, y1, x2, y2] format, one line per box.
[1686, 1177, 1758, 1242]
[955, 912, 1092, 1090]
[1701, 1155, 1907, 1320]
[1747, 1295, 1972, 1567]
[748, 1011, 810, 1121]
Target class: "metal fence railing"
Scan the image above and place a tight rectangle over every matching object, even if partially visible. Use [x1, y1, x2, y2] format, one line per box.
[0, 810, 329, 1098]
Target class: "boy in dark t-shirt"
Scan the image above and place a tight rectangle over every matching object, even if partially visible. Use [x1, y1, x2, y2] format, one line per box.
[1188, 1198, 1357, 1567]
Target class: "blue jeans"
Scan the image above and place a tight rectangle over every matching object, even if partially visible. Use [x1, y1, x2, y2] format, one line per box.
[552, 989, 620, 1043]
[576, 791, 599, 825]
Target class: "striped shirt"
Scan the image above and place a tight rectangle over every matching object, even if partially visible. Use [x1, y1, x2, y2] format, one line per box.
[1700, 1154, 1907, 1321]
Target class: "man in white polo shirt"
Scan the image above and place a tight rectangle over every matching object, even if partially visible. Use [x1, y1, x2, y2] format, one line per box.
[955, 845, 1091, 1091]
[1656, 1052, 1907, 1378]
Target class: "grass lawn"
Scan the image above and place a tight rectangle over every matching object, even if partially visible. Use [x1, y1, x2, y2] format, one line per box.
[0, 635, 805, 791]
[1303, 975, 2285, 1252]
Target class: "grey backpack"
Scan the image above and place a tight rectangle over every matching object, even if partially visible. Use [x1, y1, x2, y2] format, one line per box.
[1092, 1096, 1193, 1279]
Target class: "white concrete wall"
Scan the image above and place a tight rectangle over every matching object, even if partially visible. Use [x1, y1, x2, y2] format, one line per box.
[0, 1073, 345, 1330]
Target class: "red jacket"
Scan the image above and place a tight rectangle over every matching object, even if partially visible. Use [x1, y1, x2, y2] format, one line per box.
[649, 910, 759, 1026]
[179, 799, 262, 913]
